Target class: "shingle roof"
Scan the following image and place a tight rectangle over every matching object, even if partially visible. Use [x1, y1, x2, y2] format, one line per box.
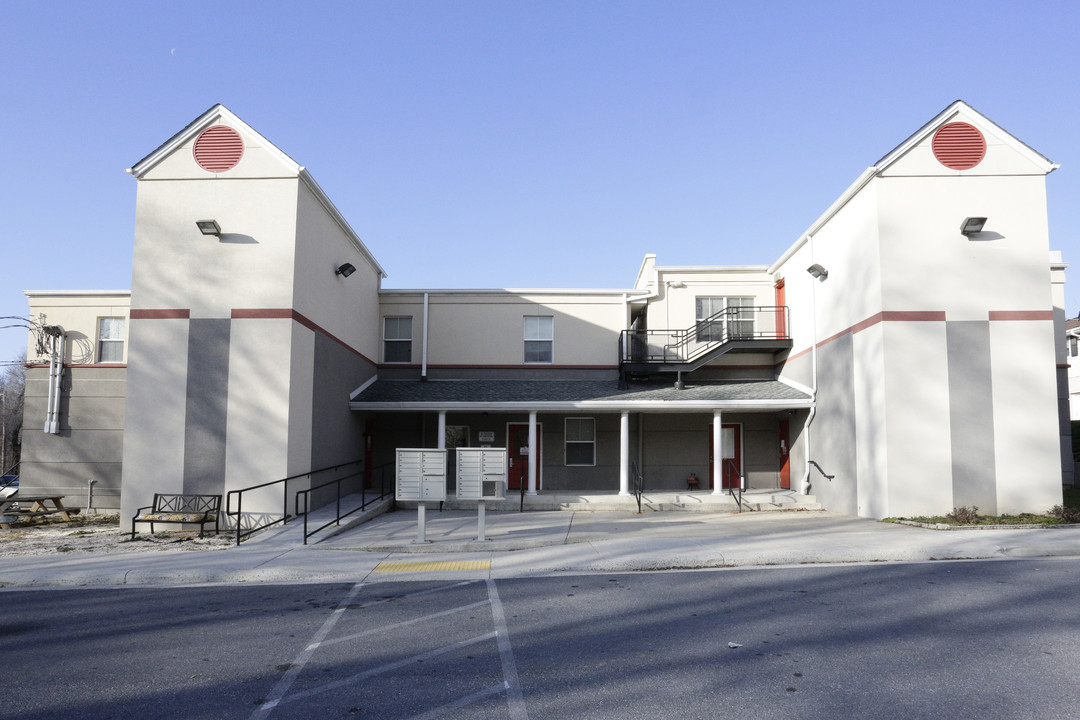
[351, 378, 812, 409]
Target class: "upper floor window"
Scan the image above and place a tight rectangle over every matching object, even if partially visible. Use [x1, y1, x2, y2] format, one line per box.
[695, 297, 754, 342]
[1070, 335, 1079, 358]
[97, 317, 125, 363]
[383, 316, 412, 363]
[565, 417, 596, 466]
[524, 316, 553, 363]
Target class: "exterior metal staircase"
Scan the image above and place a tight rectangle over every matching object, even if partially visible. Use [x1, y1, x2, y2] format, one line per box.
[619, 305, 792, 385]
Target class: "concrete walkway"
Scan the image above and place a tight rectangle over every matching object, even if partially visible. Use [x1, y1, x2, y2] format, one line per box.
[3, 503, 1080, 588]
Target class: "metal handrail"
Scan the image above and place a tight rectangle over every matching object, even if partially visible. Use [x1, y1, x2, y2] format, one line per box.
[630, 460, 644, 514]
[225, 458, 364, 545]
[296, 462, 394, 544]
[724, 458, 746, 512]
[620, 306, 790, 366]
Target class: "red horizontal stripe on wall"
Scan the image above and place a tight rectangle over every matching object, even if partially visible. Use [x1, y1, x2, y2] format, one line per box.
[231, 308, 375, 366]
[988, 311, 1053, 321]
[130, 309, 190, 319]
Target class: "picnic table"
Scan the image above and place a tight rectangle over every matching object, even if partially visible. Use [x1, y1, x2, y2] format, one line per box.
[0, 495, 79, 529]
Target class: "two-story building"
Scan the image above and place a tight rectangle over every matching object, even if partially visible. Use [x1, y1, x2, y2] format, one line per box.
[20, 100, 1071, 523]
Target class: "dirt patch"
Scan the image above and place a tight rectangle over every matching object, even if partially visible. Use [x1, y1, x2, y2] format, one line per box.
[0, 513, 233, 557]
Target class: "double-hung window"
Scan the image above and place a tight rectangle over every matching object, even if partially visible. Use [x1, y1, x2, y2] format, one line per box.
[97, 317, 126, 363]
[695, 297, 754, 342]
[524, 316, 553, 363]
[383, 317, 412, 363]
[565, 417, 596, 466]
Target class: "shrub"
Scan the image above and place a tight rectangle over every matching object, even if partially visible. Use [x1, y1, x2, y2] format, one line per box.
[946, 506, 979, 524]
[1048, 504, 1080, 524]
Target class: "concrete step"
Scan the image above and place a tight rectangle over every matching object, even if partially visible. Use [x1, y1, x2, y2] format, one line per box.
[401, 490, 820, 514]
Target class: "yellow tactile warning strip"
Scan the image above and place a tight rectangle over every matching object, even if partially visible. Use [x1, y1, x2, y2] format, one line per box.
[373, 560, 492, 573]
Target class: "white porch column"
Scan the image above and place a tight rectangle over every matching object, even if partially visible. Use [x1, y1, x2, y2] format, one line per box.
[712, 410, 724, 495]
[437, 411, 446, 449]
[619, 411, 630, 496]
[527, 411, 538, 496]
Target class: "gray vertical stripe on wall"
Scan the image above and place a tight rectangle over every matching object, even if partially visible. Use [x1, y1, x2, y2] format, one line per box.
[946, 321, 997, 513]
[183, 319, 231, 495]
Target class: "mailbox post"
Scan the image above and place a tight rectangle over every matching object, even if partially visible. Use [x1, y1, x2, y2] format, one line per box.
[456, 448, 507, 541]
[396, 448, 447, 543]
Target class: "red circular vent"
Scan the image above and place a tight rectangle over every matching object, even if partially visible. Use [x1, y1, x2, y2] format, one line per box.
[193, 125, 244, 173]
[932, 122, 986, 170]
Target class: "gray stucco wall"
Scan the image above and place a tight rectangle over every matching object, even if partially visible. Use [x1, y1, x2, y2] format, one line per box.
[20, 366, 126, 510]
[808, 333, 859, 515]
[183, 319, 231, 496]
[946, 321, 997, 512]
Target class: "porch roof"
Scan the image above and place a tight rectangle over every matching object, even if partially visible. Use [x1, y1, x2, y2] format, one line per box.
[349, 378, 813, 412]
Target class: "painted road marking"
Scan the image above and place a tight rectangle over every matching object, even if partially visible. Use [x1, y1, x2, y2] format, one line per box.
[373, 560, 491, 572]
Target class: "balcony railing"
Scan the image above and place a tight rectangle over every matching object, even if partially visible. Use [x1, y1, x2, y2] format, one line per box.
[620, 305, 790, 367]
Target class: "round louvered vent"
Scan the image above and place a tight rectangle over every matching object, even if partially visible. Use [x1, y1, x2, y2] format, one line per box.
[932, 122, 986, 170]
[193, 125, 244, 173]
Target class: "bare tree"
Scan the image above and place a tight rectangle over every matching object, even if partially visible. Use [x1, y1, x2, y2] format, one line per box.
[1, 353, 25, 476]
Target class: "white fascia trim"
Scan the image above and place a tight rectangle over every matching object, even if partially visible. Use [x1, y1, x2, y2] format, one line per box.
[776, 374, 815, 398]
[655, 265, 772, 274]
[875, 100, 1058, 175]
[350, 399, 814, 413]
[378, 288, 642, 297]
[633, 253, 658, 289]
[24, 290, 131, 298]
[127, 105, 301, 179]
[769, 168, 878, 274]
[349, 374, 379, 401]
[298, 169, 387, 279]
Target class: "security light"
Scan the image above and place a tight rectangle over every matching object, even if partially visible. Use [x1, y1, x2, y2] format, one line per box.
[335, 263, 357, 278]
[960, 217, 987, 235]
[806, 263, 828, 280]
[196, 219, 221, 236]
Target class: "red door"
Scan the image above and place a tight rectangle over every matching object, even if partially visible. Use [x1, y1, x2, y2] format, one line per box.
[707, 424, 742, 490]
[507, 423, 541, 490]
[774, 279, 787, 338]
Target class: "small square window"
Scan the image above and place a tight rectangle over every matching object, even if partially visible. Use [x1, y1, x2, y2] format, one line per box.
[524, 316, 553, 363]
[565, 417, 595, 466]
[97, 317, 125, 363]
[383, 317, 412, 363]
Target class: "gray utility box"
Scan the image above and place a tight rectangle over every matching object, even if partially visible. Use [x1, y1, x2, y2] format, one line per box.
[456, 448, 507, 500]
[396, 449, 447, 502]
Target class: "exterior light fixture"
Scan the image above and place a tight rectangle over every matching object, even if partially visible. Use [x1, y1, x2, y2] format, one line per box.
[335, 263, 357, 278]
[806, 263, 828, 280]
[960, 217, 987, 235]
[196, 219, 221, 236]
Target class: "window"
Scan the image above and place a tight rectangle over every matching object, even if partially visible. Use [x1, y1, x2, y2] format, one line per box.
[97, 317, 125, 363]
[695, 297, 754, 342]
[565, 417, 595, 466]
[383, 317, 412, 363]
[524, 316, 553, 363]
[1070, 335, 1079, 357]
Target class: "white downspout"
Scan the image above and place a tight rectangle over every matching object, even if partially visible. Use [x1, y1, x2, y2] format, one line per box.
[800, 234, 818, 495]
[422, 292, 430, 380]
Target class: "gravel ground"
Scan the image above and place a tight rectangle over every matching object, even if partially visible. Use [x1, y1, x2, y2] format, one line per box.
[0, 513, 234, 557]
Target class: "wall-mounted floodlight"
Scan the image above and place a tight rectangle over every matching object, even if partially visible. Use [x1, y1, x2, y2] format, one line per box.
[666, 281, 686, 289]
[960, 217, 987, 235]
[196, 219, 221, 236]
[335, 263, 357, 278]
[806, 263, 828, 280]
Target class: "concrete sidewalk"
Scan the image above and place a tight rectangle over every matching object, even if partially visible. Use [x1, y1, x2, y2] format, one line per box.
[3, 505, 1080, 588]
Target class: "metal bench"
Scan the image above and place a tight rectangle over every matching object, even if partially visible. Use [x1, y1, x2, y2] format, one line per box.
[130, 493, 221, 539]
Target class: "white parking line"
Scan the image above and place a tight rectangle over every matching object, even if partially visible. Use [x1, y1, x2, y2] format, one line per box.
[250, 581, 365, 720]
[269, 632, 498, 708]
[487, 579, 528, 720]
[318, 599, 491, 648]
[408, 682, 510, 720]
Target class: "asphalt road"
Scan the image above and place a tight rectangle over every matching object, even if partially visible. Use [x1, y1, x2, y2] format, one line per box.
[3, 558, 1078, 719]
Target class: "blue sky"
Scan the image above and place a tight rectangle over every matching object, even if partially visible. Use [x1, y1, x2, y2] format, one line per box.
[2, 1, 1079, 363]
